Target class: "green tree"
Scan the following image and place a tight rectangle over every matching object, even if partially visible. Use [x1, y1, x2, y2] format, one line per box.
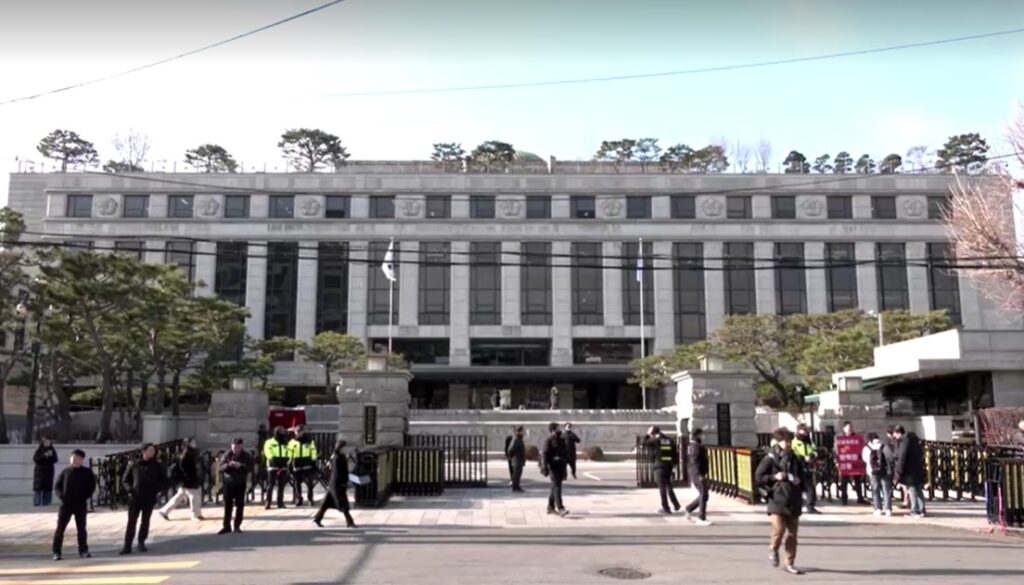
[0, 209, 29, 443]
[37, 129, 99, 171]
[102, 161, 144, 173]
[468, 140, 515, 173]
[833, 151, 853, 174]
[299, 332, 366, 395]
[633, 138, 662, 172]
[936, 133, 990, 174]
[812, 154, 833, 174]
[688, 145, 730, 173]
[595, 139, 637, 170]
[278, 128, 350, 172]
[711, 314, 808, 407]
[855, 154, 876, 174]
[879, 153, 903, 174]
[660, 144, 694, 173]
[783, 151, 810, 174]
[430, 142, 465, 172]
[184, 144, 239, 173]
[242, 336, 303, 393]
[628, 342, 708, 390]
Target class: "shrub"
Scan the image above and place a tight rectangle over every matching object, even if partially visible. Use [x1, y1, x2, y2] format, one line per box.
[525, 445, 540, 461]
[582, 446, 605, 461]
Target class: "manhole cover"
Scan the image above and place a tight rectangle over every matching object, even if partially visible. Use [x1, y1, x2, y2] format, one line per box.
[599, 567, 652, 580]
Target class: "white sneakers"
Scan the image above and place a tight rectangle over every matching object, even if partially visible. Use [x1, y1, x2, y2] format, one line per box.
[693, 519, 713, 527]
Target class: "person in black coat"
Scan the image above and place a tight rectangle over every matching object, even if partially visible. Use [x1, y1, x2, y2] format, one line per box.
[51, 449, 96, 561]
[313, 439, 357, 528]
[219, 438, 253, 535]
[506, 426, 526, 493]
[755, 428, 806, 575]
[120, 443, 167, 555]
[893, 426, 927, 518]
[685, 428, 712, 524]
[541, 422, 570, 516]
[643, 426, 681, 514]
[158, 438, 204, 521]
[564, 423, 581, 479]
[33, 437, 59, 507]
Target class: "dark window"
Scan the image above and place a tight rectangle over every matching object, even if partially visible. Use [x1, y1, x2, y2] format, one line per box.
[876, 243, 909, 310]
[724, 242, 756, 315]
[526, 196, 551, 219]
[214, 241, 248, 360]
[269, 195, 294, 219]
[419, 242, 450, 325]
[165, 241, 195, 282]
[573, 339, 647, 364]
[928, 195, 950, 220]
[571, 242, 603, 325]
[369, 196, 395, 219]
[122, 195, 149, 218]
[316, 242, 349, 333]
[670, 195, 696, 219]
[726, 196, 751, 219]
[66, 194, 93, 218]
[425, 195, 450, 219]
[571, 195, 596, 219]
[673, 243, 706, 344]
[224, 195, 250, 219]
[771, 196, 796, 219]
[521, 242, 552, 325]
[774, 243, 806, 315]
[827, 196, 853, 219]
[622, 241, 654, 325]
[470, 242, 501, 325]
[370, 339, 449, 365]
[470, 339, 550, 367]
[168, 195, 194, 218]
[470, 196, 495, 219]
[114, 241, 144, 261]
[325, 196, 350, 219]
[264, 242, 298, 339]
[927, 243, 961, 324]
[825, 243, 858, 311]
[626, 196, 652, 219]
[367, 241, 399, 325]
[872, 196, 897, 219]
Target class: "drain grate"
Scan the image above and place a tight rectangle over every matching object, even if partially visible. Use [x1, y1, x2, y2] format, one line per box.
[599, 567, 652, 580]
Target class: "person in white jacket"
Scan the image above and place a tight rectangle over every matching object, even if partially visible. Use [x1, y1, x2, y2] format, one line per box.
[861, 432, 892, 516]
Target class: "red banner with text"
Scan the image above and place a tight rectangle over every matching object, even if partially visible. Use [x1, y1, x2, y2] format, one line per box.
[834, 434, 866, 477]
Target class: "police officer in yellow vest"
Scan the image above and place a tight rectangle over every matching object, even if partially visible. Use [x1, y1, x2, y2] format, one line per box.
[288, 425, 319, 506]
[644, 426, 681, 514]
[792, 423, 820, 514]
[263, 426, 291, 510]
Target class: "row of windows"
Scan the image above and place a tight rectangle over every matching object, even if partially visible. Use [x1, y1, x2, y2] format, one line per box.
[63, 193, 953, 221]
[369, 338, 651, 367]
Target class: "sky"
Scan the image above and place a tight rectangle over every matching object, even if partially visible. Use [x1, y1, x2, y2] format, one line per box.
[2, 0, 1024, 204]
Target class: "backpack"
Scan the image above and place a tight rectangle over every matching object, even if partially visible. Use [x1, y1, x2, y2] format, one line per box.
[869, 447, 887, 477]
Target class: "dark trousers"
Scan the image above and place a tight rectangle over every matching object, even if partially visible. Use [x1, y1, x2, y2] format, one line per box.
[803, 471, 818, 510]
[547, 466, 566, 511]
[685, 477, 709, 520]
[839, 475, 865, 504]
[223, 484, 246, 530]
[35, 491, 54, 506]
[292, 468, 316, 504]
[655, 467, 680, 512]
[124, 500, 154, 549]
[52, 505, 88, 555]
[266, 469, 289, 507]
[511, 462, 524, 491]
[314, 491, 354, 525]
[568, 458, 577, 479]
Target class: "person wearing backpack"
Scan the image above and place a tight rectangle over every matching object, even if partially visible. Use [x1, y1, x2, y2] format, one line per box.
[755, 428, 806, 575]
[861, 432, 892, 516]
[158, 438, 203, 521]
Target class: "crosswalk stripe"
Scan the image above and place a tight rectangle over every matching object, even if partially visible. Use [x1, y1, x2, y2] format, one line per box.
[0, 577, 168, 585]
[0, 562, 198, 577]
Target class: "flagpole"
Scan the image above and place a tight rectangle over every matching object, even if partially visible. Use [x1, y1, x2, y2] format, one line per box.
[639, 237, 647, 410]
[387, 238, 395, 357]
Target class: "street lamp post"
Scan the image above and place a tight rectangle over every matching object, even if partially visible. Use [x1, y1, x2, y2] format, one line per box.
[867, 310, 884, 346]
[15, 301, 42, 444]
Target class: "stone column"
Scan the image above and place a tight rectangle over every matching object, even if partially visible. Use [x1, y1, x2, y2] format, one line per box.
[194, 241, 217, 297]
[755, 241, 776, 315]
[551, 240, 573, 366]
[551, 194, 570, 219]
[149, 195, 168, 219]
[245, 242, 268, 340]
[703, 242, 726, 335]
[958, 274, 983, 330]
[207, 389, 269, 450]
[250, 195, 269, 219]
[336, 370, 413, 449]
[673, 369, 757, 448]
[653, 241, 675, 353]
[805, 242, 828, 314]
[906, 241, 930, 313]
[752, 195, 771, 219]
[501, 241, 521, 327]
[294, 241, 319, 343]
[451, 194, 470, 219]
[347, 242, 369, 342]
[144, 240, 165, 264]
[351, 195, 369, 218]
[852, 195, 872, 219]
[603, 241, 624, 328]
[398, 241, 419, 327]
[450, 241, 471, 366]
[855, 242, 879, 313]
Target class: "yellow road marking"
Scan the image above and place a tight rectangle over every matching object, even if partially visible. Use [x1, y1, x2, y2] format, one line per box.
[0, 561, 198, 576]
[0, 577, 168, 585]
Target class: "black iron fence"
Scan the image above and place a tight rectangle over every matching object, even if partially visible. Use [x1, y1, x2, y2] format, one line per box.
[89, 440, 184, 509]
[405, 434, 488, 488]
[392, 447, 445, 497]
[353, 449, 395, 508]
[634, 435, 688, 488]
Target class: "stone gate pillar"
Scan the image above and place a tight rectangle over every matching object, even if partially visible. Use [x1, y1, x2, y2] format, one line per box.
[671, 356, 757, 447]
[206, 377, 269, 450]
[335, 355, 413, 449]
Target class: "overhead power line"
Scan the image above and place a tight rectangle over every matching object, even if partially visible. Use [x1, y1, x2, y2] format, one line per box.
[0, 0, 348, 107]
[319, 27, 1024, 97]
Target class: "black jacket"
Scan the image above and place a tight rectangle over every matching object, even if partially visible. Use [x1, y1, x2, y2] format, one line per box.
[54, 465, 96, 509]
[541, 433, 569, 473]
[506, 436, 526, 465]
[220, 450, 253, 490]
[32, 446, 58, 492]
[755, 448, 805, 517]
[643, 434, 678, 471]
[688, 440, 709, 478]
[122, 459, 167, 505]
[894, 433, 926, 487]
[564, 430, 581, 462]
[327, 451, 351, 503]
[176, 448, 201, 489]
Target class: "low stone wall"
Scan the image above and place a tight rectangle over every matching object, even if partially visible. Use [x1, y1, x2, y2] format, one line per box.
[0, 444, 134, 496]
[142, 414, 210, 447]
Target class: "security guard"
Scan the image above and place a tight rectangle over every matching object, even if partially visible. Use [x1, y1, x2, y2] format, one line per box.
[792, 423, 820, 514]
[262, 426, 291, 509]
[644, 425, 680, 514]
[288, 425, 319, 506]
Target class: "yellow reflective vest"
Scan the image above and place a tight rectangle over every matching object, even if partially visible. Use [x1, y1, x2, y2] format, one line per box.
[263, 438, 289, 469]
[287, 437, 318, 464]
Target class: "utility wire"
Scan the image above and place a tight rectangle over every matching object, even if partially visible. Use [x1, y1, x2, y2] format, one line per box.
[0, 0, 348, 106]
[318, 27, 1024, 97]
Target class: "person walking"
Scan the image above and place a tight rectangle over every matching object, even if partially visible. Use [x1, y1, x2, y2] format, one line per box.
[685, 428, 712, 525]
[219, 438, 252, 535]
[33, 437, 59, 507]
[893, 426, 927, 518]
[755, 428, 805, 575]
[541, 422, 569, 516]
[644, 426, 681, 515]
[862, 432, 893, 516]
[791, 424, 820, 514]
[287, 425, 319, 506]
[262, 426, 291, 509]
[159, 438, 203, 521]
[313, 439, 357, 528]
[564, 422, 581, 479]
[507, 426, 526, 493]
[120, 443, 167, 555]
[504, 427, 516, 486]
[51, 449, 95, 561]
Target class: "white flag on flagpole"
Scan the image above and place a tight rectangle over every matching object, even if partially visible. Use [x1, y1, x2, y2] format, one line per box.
[636, 252, 644, 283]
[382, 239, 396, 282]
